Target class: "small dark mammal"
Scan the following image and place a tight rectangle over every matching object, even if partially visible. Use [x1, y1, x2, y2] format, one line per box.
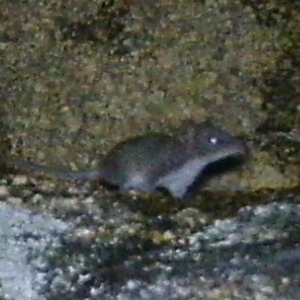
[5, 121, 247, 198]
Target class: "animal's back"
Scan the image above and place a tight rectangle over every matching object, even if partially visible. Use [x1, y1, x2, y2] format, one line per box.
[101, 133, 189, 188]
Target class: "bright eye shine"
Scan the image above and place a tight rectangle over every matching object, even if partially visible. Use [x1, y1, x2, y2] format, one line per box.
[209, 137, 218, 144]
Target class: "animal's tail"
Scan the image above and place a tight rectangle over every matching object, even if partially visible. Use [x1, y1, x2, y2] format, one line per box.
[4, 157, 103, 182]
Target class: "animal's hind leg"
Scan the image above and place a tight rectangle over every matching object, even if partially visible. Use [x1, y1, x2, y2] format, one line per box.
[121, 175, 154, 194]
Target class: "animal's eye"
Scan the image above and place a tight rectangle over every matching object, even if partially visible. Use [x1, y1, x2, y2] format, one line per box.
[209, 136, 219, 144]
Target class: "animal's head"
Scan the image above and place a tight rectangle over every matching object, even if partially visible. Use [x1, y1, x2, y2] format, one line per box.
[186, 121, 247, 161]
